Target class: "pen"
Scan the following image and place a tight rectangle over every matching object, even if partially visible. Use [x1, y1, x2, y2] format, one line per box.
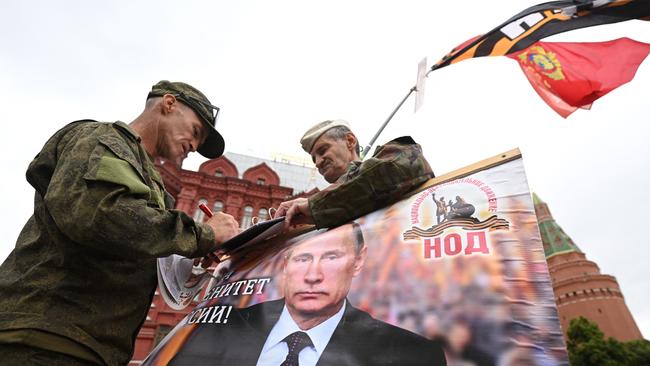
[196, 203, 219, 269]
[199, 203, 214, 218]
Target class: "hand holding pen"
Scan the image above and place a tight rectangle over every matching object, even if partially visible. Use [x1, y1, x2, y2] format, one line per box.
[194, 203, 238, 268]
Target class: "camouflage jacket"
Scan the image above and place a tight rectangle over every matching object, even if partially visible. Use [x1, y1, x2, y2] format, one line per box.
[309, 136, 434, 228]
[0, 121, 216, 365]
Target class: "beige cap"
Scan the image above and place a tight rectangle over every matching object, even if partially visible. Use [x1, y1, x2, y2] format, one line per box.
[300, 119, 351, 153]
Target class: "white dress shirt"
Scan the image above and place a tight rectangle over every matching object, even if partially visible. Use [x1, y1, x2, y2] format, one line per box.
[255, 302, 346, 366]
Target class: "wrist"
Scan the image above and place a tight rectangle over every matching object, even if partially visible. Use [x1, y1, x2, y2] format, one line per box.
[196, 222, 218, 255]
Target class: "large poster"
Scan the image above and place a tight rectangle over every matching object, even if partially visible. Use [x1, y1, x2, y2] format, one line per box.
[144, 150, 569, 366]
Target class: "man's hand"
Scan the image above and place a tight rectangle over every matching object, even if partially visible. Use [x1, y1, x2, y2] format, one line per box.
[195, 212, 239, 269]
[274, 197, 314, 228]
[205, 211, 239, 245]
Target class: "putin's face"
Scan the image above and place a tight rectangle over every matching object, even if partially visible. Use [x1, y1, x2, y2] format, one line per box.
[282, 225, 366, 321]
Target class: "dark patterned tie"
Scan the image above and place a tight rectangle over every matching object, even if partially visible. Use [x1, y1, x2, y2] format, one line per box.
[279, 331, 313, 366]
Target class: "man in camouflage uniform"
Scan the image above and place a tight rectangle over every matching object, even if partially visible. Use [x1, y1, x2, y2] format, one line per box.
[274, 119, 434, 228]
[0, 81, 240, 365]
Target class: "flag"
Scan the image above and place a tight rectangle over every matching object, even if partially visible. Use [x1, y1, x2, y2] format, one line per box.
[507, 37, 650, 117]
[414, 57, 428, 112]
[432, 0, 650, 71]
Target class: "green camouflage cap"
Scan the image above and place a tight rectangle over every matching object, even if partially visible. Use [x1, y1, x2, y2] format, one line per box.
[147, 80, 225, 158]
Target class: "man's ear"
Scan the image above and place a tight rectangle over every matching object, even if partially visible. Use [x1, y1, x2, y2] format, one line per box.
[352, 245, 367, 277]
[345, 132, 357, 152]
[282, 250, 291, 270]
[161, 94, 178, 115]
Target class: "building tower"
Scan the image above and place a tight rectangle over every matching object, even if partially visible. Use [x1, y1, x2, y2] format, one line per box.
[533, 194, 642, 341]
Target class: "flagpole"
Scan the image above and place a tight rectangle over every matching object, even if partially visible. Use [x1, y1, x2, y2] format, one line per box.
[359, 0, 556, 160]
[358, 1, 511, 160]
[361, 86, 416, 160]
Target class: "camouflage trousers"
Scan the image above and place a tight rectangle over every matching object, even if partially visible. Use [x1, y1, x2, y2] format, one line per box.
[0, 343, 101, 366]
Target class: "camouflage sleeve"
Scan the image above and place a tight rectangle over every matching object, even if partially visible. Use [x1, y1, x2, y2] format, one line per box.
[43, 129, 216, 259]
[308, 136, 434, 228]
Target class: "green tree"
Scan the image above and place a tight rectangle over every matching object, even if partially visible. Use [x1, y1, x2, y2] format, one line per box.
[626, 339, 650, 366]
[566, 316, 650, 366]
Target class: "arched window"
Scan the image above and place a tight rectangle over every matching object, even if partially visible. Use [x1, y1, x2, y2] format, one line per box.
[215, 170, 224, 177]
[258, 208, 268, 222]
[240, 205, 254, 229]
[193, 198, 208, 222]
[213, 201, 224, 213]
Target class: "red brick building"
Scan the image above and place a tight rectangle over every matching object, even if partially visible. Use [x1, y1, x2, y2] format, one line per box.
[534, 194, 643, 341]
[129, 153, 326, 365]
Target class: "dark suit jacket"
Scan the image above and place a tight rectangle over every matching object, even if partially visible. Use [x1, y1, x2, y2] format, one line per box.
[168, 299, 446, 366]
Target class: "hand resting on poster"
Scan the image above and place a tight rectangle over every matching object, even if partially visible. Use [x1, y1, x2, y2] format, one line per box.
[273, 197, 314, 228]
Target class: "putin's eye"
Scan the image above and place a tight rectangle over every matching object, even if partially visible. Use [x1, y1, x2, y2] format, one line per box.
[292, 254, 312, 263]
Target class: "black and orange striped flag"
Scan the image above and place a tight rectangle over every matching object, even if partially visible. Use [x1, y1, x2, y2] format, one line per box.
[431, 0, 650, 72]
